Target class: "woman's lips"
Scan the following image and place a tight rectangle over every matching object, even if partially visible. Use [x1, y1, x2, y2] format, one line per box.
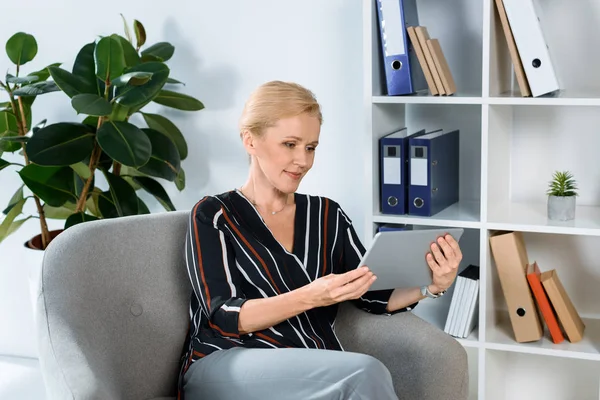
[285, 171, 302, 180]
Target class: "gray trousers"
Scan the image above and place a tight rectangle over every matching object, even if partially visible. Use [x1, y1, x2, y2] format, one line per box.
[183, 347, 399, 400]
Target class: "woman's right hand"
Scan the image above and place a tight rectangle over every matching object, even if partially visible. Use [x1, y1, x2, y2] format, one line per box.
[304, 266, 377, 308]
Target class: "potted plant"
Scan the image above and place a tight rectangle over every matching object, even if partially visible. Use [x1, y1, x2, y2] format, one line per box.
[1, 16, 203, 250]
[0, 17, 203, 357]
[546, 170, 577, 221]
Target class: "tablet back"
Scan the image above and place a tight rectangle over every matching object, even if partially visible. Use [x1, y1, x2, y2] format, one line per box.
[358, 228, 464, 291]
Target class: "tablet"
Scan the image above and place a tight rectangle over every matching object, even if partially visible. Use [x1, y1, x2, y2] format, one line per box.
[357, 228, 464, 291]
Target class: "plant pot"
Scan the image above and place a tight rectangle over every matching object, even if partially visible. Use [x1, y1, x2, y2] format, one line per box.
[547, 195, 576, 221]
[25, 229, 63, 317]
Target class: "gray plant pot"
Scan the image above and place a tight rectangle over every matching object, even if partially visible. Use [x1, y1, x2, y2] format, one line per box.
[547, 195, 576, 221]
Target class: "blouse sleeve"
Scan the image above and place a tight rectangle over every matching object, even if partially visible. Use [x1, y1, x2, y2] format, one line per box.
[338, 206, 419, 315]
[185, 197, 248, 338]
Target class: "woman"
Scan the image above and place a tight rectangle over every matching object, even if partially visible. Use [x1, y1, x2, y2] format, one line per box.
[178, 81, 463, 399]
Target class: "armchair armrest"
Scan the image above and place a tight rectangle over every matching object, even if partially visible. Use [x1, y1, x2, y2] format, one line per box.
[334, 302, 469, 400]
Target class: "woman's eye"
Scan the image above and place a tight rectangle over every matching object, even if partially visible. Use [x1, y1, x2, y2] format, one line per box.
[284, 142, 295, 148]
[307, 146, 316, 152]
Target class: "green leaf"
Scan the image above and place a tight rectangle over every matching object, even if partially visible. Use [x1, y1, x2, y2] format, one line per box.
[133, 176, 176, 211]
[43, 201, 77, 219]
[109, 102, 130, 122]
[153, 89, 204, 111]
[0, 198, 26, 244]
[6, 32, 37, 66]
[2, 185, 24, 215]
[166, 77, 185, 85]
[141, 112, 187, 160]
[71, 93, 112, 116]
[137, 196, 150, 214]
[6, 75, 39, 84]
[13, 81, 60, 96]
[64, 212, 99, 229]
[0, 158, 8, 171]
[0, 111, 19, 135]
[0, 136, 28, 143]
[72, 166, 92, 198]
[70, 162, 91, 179]
[28, 62, 61, 82]
[114, 62, 169, 108]
[32, 118, 47, 134]
[72, 43, 102, 96]
[111, 71, 153, 87]
[0, 111, 20, 153]
[120, 14, 133, 43]
[137, 128, 180, 181]
[48, 66, 95, 98]
[133, 20, 146, 48]
[18, 165, 76, 207]
[26, 122, 95, 166]
[85, 187, 102, 217]
[113, 34, 140, 68]
[94, 36, 126, 82]
[96, 121, 151, 167]
[140, 42, 175, 62]
[7, 216, 31, 236]
[175, 167, 185, 191]
[103, 170, 139, 216]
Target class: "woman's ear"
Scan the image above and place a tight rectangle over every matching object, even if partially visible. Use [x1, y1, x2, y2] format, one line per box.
[241, 130, 257, 155]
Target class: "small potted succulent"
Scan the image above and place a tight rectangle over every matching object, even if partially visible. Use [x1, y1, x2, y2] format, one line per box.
[546, 170, 577, 221]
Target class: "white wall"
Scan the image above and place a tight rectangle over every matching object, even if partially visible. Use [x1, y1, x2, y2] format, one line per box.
[0, 0, 366, 357]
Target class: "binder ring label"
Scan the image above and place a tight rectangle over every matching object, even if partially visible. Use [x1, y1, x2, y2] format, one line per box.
[391, 60, 403, 70]
[387, 196, 398, 207]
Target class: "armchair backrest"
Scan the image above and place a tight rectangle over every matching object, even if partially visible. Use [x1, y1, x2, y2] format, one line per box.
[37, 210, 192, 399]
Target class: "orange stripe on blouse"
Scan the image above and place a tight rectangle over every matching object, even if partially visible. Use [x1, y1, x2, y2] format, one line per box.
[220, 207, 282, 294]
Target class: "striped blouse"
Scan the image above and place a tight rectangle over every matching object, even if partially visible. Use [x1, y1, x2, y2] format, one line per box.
[177, 189, 418, 394]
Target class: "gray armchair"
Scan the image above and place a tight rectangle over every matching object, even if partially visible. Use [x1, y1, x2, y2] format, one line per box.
[36, 210, 469, 399]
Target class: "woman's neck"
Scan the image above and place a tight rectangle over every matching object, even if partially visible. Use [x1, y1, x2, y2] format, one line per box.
[239, 172, 292, 216]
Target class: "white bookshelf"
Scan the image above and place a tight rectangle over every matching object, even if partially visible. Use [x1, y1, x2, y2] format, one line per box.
[362, 0, 600, 398]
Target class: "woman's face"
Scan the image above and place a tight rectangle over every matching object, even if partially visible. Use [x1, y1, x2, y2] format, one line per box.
[244, 113, 320, 194]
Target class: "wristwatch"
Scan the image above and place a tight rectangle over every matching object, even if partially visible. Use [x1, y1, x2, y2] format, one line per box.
[421, 285, 446, 299]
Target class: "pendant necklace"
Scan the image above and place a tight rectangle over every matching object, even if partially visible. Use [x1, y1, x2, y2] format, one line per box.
[240, 188, 287, 215]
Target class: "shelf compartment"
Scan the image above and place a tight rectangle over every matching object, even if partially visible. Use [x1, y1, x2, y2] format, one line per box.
[486, 230, 600, 360]
[372, 90, 483, 105]
[374, 201, 481, 229]
[404, 227, 481, 347]
[485, 349, 600, 400]
[487, 0, 600, 101]
[369, 0, 483, 97]
[370, 103, 482, 224]
[487, 104, 600, 234]
[486, 312, 600, 361]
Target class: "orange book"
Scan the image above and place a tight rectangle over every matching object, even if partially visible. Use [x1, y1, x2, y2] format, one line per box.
[526, 262, 564, 344]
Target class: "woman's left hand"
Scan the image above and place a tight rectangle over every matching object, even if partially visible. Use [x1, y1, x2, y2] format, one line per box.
[426, 234, 463, 294]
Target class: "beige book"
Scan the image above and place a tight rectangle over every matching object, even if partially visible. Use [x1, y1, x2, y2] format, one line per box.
[489, 231, 543, 343]
[494, 0, 531, 97]
[540, 269, 585, 343]
[427, 39, 457, 95]
[406, 26, 439, 96]
[414, 26, 446, 95]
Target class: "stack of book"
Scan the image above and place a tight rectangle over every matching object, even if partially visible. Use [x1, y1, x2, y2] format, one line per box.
[444, 264, 480, 339]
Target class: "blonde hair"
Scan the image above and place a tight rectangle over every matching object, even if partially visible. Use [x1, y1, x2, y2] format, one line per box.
[239, 80, 323, 139]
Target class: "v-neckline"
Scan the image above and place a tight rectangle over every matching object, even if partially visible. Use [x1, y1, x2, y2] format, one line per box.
[234, 188, 303, 258]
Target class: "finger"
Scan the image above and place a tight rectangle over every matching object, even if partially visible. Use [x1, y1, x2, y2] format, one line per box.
[436, 236, 455, 260]
[339, 266, 370, 284]
[446, 234, 463, 259]
[337, 271, 374, 296]
[426, 252, 440, 271]
[430, 242, 448, 267]
[347, 273, 377, 300]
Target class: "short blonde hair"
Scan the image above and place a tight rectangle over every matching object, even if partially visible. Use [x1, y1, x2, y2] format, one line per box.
[239, 80, 323, 138]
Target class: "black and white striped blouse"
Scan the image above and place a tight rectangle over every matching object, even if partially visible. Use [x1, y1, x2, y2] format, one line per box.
[177, 189, 418, 394]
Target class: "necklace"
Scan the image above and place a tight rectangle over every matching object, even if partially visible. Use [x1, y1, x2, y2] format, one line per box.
[239, 188, 288, 215]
